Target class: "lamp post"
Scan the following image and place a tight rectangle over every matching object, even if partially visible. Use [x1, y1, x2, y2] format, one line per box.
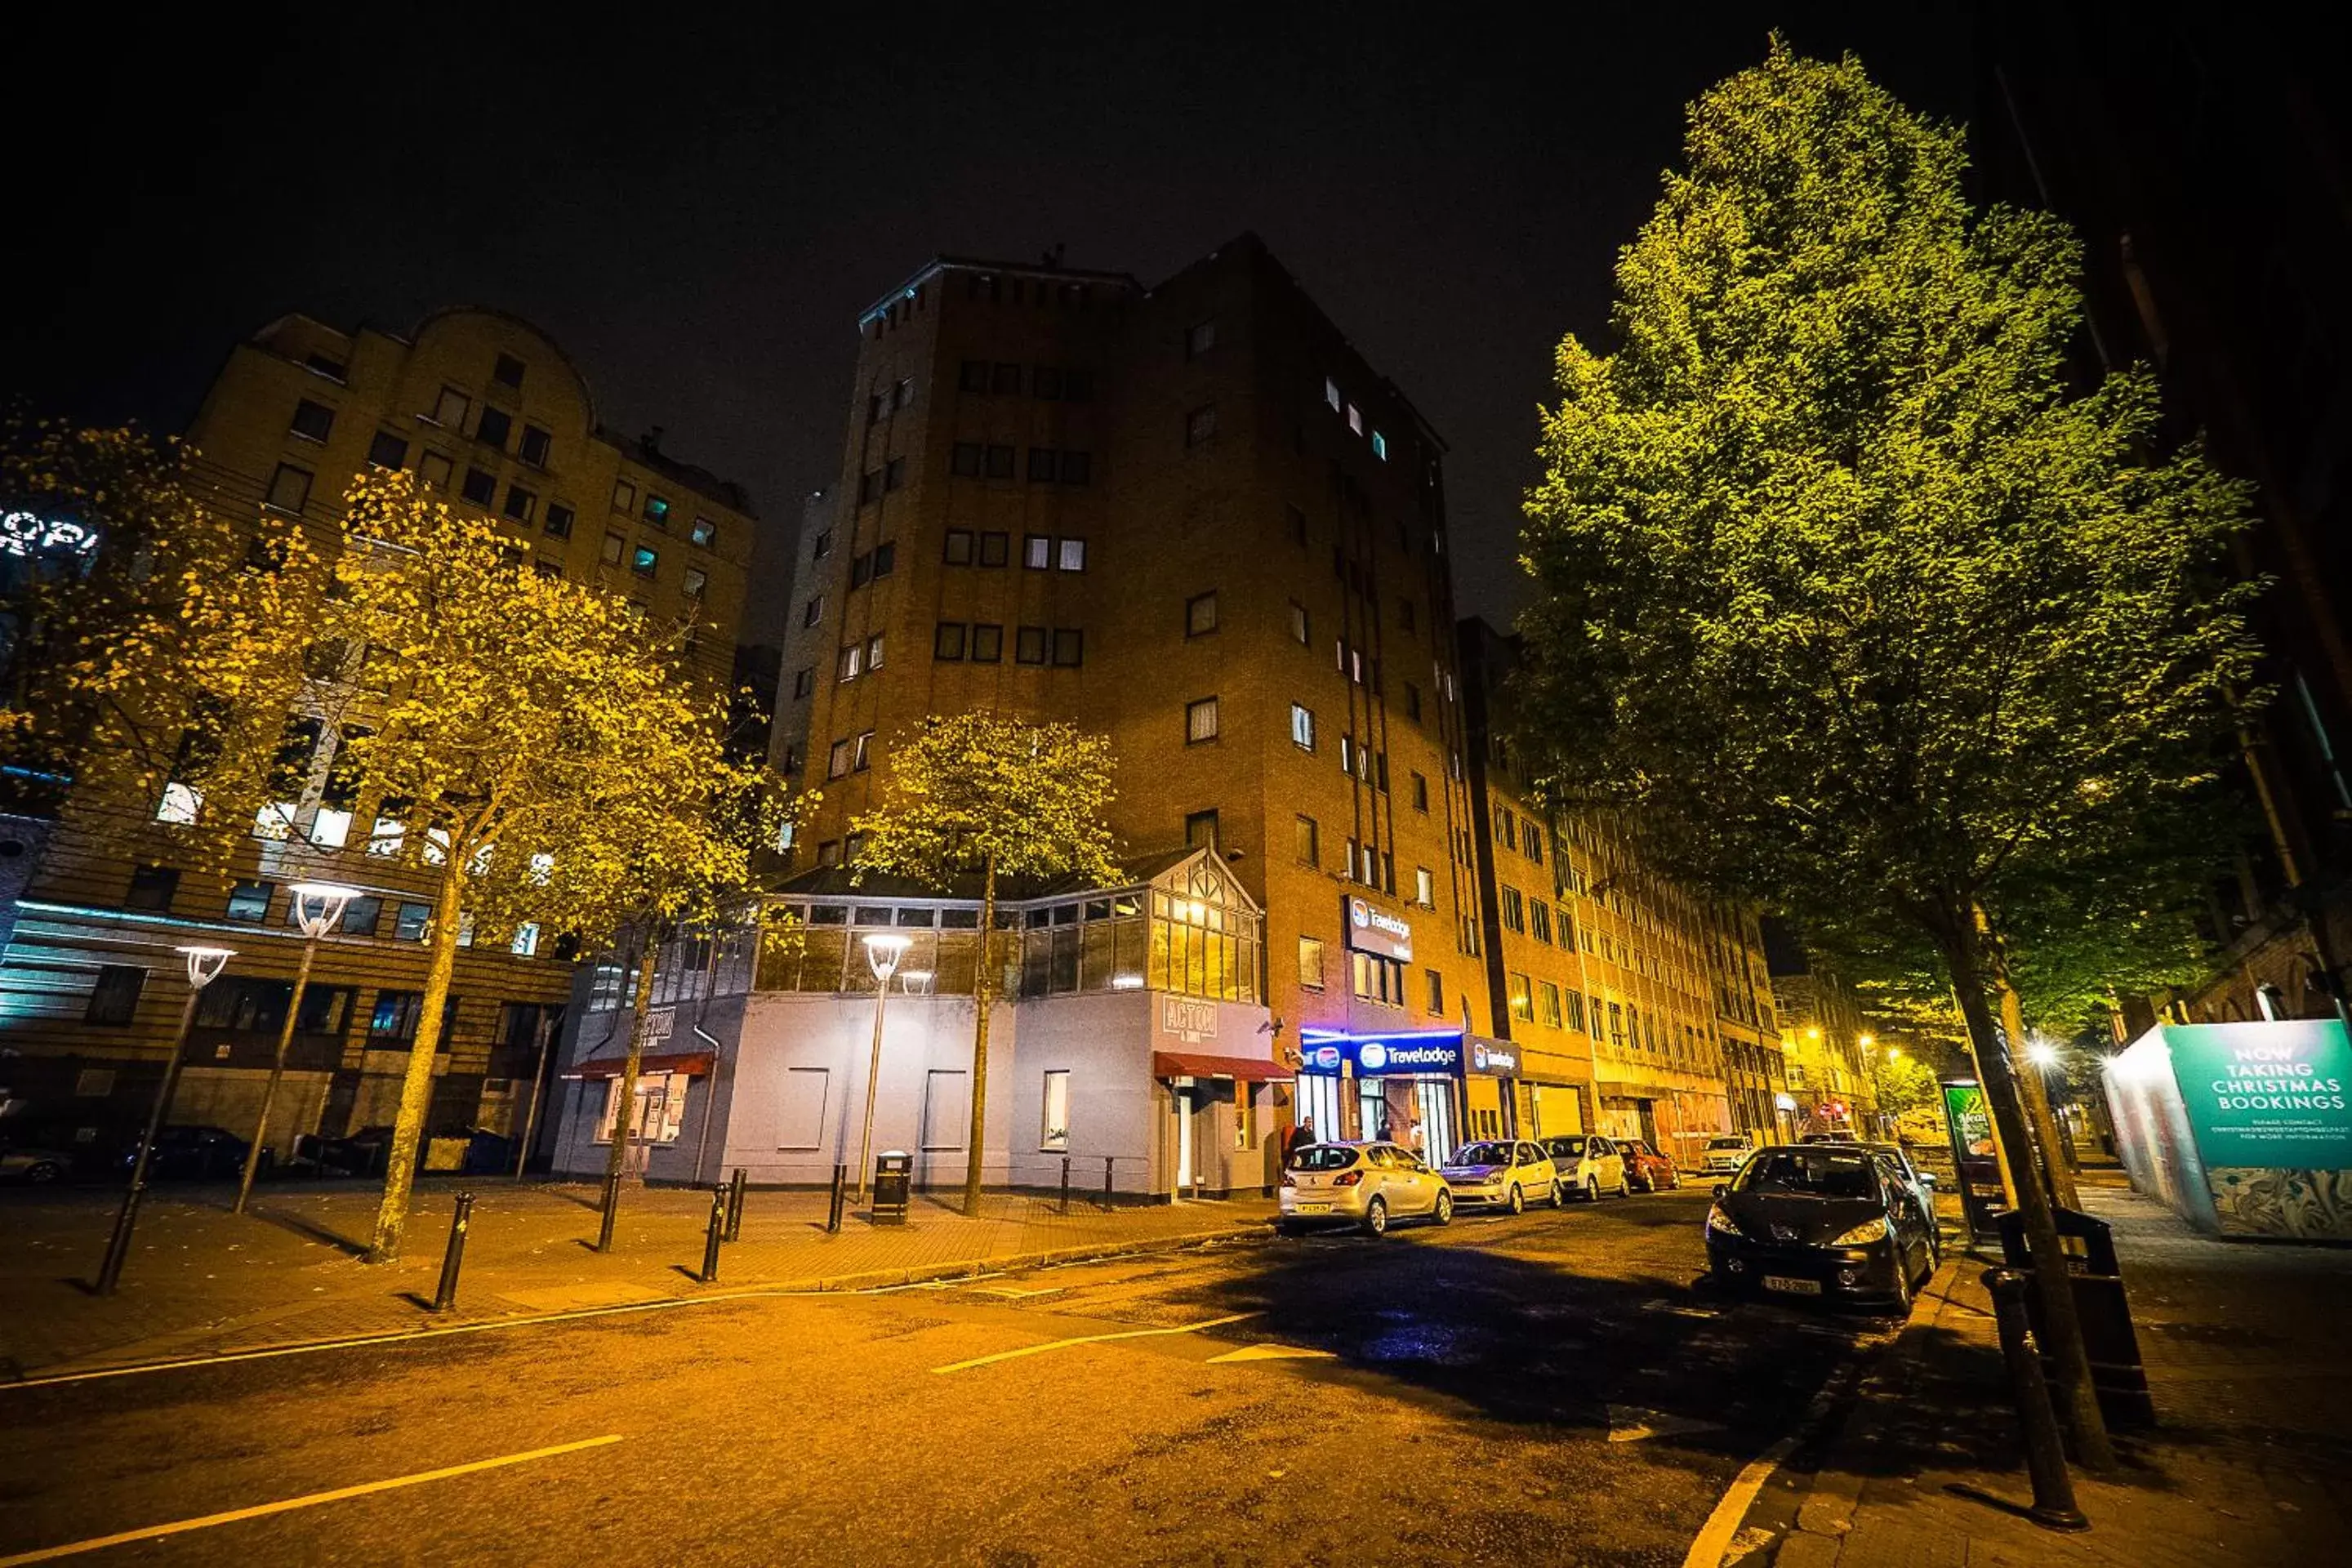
[97, 945, 234, 1295]
[235, 880, 356, 1214]
[853, 933, 912, 1200]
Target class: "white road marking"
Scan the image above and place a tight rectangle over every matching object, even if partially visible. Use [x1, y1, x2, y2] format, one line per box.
[930, 1312, 1258, 1374]
[0, 1435, 623, 1566]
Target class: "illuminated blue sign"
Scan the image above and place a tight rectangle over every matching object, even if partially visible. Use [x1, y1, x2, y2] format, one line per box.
[1298, 1030, 1462, 1078]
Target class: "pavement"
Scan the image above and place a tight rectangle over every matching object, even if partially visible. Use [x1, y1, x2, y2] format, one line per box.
[0, 1177, 1279, 1380]
[1748, 1173, 2352, 1568]
[0, 1185, 1900, 1566]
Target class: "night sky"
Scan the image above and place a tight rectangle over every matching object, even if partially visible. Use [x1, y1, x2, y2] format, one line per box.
[16, 3, 1973, 639]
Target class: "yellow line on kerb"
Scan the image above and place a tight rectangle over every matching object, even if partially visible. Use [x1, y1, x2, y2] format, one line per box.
[0, 1434, 624, 1566]
[931, 1312, 1258, 1374]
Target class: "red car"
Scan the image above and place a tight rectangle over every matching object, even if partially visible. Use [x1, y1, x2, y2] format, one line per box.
[1620, 1138, 1682, 1192]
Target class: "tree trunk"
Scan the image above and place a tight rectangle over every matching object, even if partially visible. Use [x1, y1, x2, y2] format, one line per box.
[963, 854, 996, 1219]
[367, 861, 466, 1263]
[1940, 920, 2115, 1472]
[598, 926, 661, 1253]
[1999, 973, 2080, 1209]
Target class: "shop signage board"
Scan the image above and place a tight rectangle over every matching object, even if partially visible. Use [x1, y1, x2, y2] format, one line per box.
[1300, 1032, 1461, 1078]
[1469, 1040, 1517, 1076]
[1160, 997, 1218, 1044]
[1342, 895, 1414, 963]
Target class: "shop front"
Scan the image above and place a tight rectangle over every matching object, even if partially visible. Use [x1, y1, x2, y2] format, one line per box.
[1296, 1028, 1463, 1164]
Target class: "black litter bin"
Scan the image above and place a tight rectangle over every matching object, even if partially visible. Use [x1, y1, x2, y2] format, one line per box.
[871, 1151, 913, 1225]
[1997, 1205, 2153, 1426]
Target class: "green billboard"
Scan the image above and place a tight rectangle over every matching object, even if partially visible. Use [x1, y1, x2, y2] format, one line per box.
[2164, 1021, 2352, 1169]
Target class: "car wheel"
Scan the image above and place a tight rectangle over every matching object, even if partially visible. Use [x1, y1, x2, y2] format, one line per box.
[1433, 1191, 1454, 1226]
[25, 1160, 65, 1185]
[1584, 1177, 1601, 1204]
[1506, 1185, 1524, 1216]
[1618, 1175, 1633, 1198]
[1887, 1258, 1915, 1317]
[1552, 1180, 1569, 1207]
[1666, 1170, 1681, 1190]
[1362, 1196, 1388, 1237]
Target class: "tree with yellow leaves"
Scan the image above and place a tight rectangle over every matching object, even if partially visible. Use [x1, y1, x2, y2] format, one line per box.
[851, 713, 1118, 1216]
[315, 471, 794, 1263]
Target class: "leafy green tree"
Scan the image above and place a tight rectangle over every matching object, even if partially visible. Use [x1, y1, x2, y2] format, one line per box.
[1516, 40, 2261, 1467]
[314, 472, 785, 1263]
[2, 416, 321, 853]
[850, 714, 1119, 1216]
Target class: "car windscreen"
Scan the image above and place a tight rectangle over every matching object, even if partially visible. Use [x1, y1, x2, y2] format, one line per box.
[1706, 1137, 1748, 1150]
[1450, 1142, 1512, 1166]
[1290, 1146, 1361, 1171]
[1545, 1137, 1589, 1157]
[1734, 1151, 1878, 1200]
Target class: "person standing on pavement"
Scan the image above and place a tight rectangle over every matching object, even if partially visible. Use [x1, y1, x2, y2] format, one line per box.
[1286, 1117, 1316, 1164]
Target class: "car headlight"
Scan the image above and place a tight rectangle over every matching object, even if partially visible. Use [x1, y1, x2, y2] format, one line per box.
[1705, 1204, 1744, 1237]
[1830, 1217, 1890, 1247]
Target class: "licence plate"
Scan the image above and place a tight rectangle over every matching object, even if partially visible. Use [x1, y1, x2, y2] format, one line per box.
[1294, 1202, 1332, 1214]
[1763, 1276, 1821, 1296]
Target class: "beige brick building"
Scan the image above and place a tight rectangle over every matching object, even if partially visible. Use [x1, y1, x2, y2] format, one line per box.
[0, 307, 760, 1165]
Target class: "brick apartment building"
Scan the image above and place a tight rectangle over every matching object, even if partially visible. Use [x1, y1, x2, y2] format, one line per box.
[0, 308, 761, 1165]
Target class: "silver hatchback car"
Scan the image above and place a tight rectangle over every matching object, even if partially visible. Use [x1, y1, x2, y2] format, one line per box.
[1280, 1141, 1454, 1236]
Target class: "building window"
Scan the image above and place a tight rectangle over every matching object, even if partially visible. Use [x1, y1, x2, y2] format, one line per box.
[540, 502, 573, 539]
[1015, 626, 1048, 664]
[959, 359, 989, 393]
[395, 901, 431, 941]
[858, 469, 880, 505]
[1027, 448, 1057, 483]
[828, 738, 853, 778]
[1347, 403, 1364, 435]
[683, 567, 707, 599]
[978, 531, 1009, 567]
[1288, 505, 1308, 546]
[1424, 969, 1444, 1016]
[87, 965, 147, 1027]
[934, 622, 967, 661]
[1298, 935, 1325, 990]
[1530, 901, 1553, 943]
[1290, 703, 1315, 751]
[983, 444, 1016, 479]
[1187, 591, 1218, 637]
[433, 386, 470, 429]
[367, 430, 409, 470]
[866, 633, 886, 671]
[1372, 430, 1389, 461]
[1508, 972, 1534, 1022]
[609, 480, 635, 514]
[1185, 808, 1219, 849]
[1415, 866, 1434, 907]
[476, 405, 512, 452]
[993, 363, 1022, 394]
[944, 528, 975, 564]
[520, 425, 552, 466]
[266, 463, 313, 514]
[1185, 404, 1218, 447]
[1405, 682, 1423, 722]
[803, 596, 824, 628]
[1058, 538, 1086, 572]
[1500, 887, 1526, 933]
[1186, 697, 1219, 744]
[1041, 1071, 1071, 1153]
[493, 352, 526, 389]
[871, 541, 897, 580]
[124, 864, 179, 913]
[893, 376, 914, 409]
[1325, 376, 1342, 412]
[837, 644, 864, 682]
[970, 623, 1003, 662]
[812, 528, 834, 559]
[1186, 319, 1217, 359]
[644, 494, 671, 527]
[417, 451, 453, 491]
[461, 466, 497, 507]
[1061, 451, 1092, 485]
[1294, 814, 1319, 866]
[290, 399, 335, 442]
[792, 666, 814, 698]
[1051, 629, 1084, 666]
[1024, 534, 1051, 570]
[883, 458, 905, 492]
[1288, 601, 1309, 644]
[1410, 773, 1429, 812]
[502, 484, 535, 523]
[951, 442, 982, 477]
[631, 543, 658, 576]
[340, 896, 384, 937]
[225, 880, 274, 922]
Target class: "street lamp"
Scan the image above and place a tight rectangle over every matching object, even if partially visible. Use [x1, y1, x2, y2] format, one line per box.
[853, 933, 913, 1200]
[235, 880, 357, 1214]
[97, 945, 234, 1295]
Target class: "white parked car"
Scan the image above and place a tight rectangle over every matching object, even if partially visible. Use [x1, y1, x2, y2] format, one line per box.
[1437, 1139, 1561, 1213]
[1699, 1133, 1757, 1175]
[1543, 1134, 1630, 1200]
[1280, 1141, 1453, 1236]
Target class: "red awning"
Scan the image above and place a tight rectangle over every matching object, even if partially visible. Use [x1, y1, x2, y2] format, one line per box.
[1152, 1051, 1290, 1083]
[564, 1050, 715, 1080]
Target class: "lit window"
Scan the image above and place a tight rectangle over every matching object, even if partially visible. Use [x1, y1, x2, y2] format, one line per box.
[866, 634, 885, 670]
[1290, 703, 1315, 751]
[683, 567, 707, 599]
[828, 738, 853, 778]
[853, 731, 873, 771]
[1372, 430, 1388, 460]
[1042, 1071, 1071, 1152]
[1325, 376, 1341, 411]
[1294, 814, 1319, 866]
[511, 924, 541, 958]
[837, 644, 863, 682]
[1508, 972, 1534, 1021]
[1186, 697, 1219, 744]
[631, 543, 658, 576]
[1415, 866, 1434, 906]
[644, 494, 671, 527]
[1058, 537, 1086, 572]
[690, 516, 716, 548]
[1347, 404, 1364, 435]
[309, 807, 353, 849]
[1025, 534, 1051, 569]
[1298, 935, 1325, 990]
[154, 782, 202, 825]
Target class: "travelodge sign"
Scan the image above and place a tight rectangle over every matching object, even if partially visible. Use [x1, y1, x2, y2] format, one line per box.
[1343, 895, 1414, 963]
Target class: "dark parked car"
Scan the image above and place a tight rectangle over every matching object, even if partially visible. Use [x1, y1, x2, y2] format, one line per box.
[133, 1125, 262, 1182]
[1619, 1138, 1682, 1192]
[2, 1138, 78, 1184]
[301, 1125, 398, 1176]
[1864, 1141, 1940, 1250]
[1704, 1144, 1937, 1312]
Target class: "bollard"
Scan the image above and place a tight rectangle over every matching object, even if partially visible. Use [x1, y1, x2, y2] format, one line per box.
[431, 1192, 474, 1313]
[1102, 1155, 1115, 1212]
[1059, 1156, 1072, 1215]
[595, 1165, 621, 1254]
[699, 1185, 726, 1283]
[725, 1167, 748, 1242]
[826, 1163, 848, 1234]
[1984, 1268, 2090, 1531]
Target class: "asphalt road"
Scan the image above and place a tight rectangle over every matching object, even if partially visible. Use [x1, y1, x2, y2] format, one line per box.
[0, 1187, 1896, 1567]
